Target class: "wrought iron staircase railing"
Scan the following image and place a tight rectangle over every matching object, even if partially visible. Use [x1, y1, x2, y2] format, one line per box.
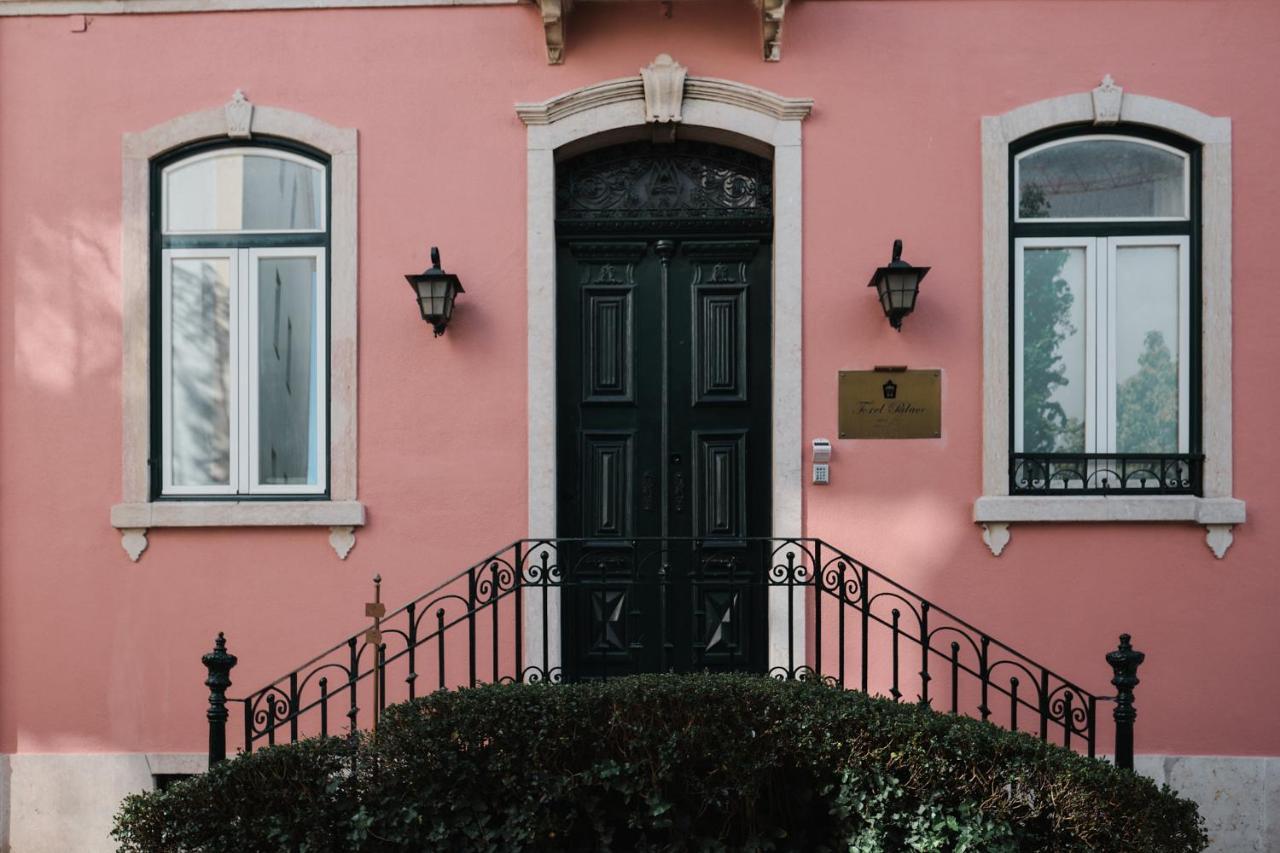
[203, 537, 1145, 771]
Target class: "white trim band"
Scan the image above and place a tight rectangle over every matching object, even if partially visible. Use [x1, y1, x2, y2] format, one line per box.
[0, 0, 515, 14]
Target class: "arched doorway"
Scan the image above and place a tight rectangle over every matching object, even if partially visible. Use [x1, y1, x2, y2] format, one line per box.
[517, 62, 813, 680]
[555, 140, 773, 678]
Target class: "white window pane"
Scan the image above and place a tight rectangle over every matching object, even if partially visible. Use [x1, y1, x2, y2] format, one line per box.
[170, 257, 233, 486]
[1018, 139, 1186, 220]
[1114, 246, 1181, 453]
[165, 152, 323, 232]
[257, 257, 319, 486]
[1022, 247, 1087, 453]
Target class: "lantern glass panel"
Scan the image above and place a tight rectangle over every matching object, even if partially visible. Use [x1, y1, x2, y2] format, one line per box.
[441, 285, 456, 322]
[888, 271, 918, 311]
[431, 279, 450, 302]
[877, 281, 893, 315]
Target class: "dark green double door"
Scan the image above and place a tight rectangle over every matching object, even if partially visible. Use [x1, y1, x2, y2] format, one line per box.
[556, 236, 772, 679]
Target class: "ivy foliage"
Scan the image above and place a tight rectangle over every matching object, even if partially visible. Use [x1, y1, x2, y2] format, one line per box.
[115, 674, 1205, 852]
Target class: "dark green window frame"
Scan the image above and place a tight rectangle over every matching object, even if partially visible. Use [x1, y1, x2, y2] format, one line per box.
[1007, 123, 1202, 496]
[148, 136, 333, 501]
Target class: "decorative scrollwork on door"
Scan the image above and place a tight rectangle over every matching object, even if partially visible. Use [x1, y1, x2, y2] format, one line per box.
[557, 140, 773, 234]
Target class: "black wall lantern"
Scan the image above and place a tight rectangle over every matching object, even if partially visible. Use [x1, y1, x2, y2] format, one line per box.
[867, 239, 929, 332]
[406, 246, 464, 336]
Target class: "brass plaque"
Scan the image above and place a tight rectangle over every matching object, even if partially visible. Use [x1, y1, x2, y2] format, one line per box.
[838, 369, 941, 439]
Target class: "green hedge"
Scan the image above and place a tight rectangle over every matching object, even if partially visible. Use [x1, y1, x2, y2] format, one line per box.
[115, 674, 1205, 852]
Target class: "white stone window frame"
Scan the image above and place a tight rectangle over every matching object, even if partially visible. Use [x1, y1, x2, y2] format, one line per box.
[111, 92, 363, 561]
[516, 56, 813, 677]
[976, 78, 1245, 559]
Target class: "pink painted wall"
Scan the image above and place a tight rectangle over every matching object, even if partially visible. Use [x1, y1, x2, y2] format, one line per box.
[1, 0, 1278, 759]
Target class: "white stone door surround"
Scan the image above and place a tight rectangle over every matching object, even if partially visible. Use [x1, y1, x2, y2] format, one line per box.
[516, 57, 813, 678]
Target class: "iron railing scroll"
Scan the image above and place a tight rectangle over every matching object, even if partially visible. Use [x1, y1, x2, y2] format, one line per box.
[203, 538, 1146, 772]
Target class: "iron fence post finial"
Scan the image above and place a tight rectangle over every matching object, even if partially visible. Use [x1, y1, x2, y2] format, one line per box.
[203, 632, 238, 767]
[1106, 633, 1144, 771]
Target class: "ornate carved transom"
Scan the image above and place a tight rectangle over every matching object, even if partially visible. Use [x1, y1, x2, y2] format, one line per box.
[556, 141, 773, 234]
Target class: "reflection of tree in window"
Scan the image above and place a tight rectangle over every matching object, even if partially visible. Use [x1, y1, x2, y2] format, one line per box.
[1117, 330, 1178, 452]
[272, 269, 282, 359]
[1019, 183, 1050, 219]
[1022, 248, 1084, 453]
[171, 260, 232, 485]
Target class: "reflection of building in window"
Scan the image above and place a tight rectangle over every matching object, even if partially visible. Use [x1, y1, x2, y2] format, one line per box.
[257, 258, 317, 486]
[1017, 137, 1187, 220]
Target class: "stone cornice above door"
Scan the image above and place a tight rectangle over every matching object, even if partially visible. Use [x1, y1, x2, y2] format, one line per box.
[516, 55, 813, 127]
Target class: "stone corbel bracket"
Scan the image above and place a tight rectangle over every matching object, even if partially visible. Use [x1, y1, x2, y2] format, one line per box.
[117, 526, 359, 561]
[761, 0, 788, 61]
[533, 0, 789, 64]
[538, 0, 569, 65]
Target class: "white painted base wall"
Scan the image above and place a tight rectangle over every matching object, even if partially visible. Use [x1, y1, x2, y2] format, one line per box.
[0, 752, 1273, 851]
[1132, 755, 1280, 853]
[0, 753, 205, 853]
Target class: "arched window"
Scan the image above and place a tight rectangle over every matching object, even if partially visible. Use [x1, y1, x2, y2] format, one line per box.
[1009, 128, 1199, 495]
[155, 143, 329, 496]
[976, 83, 1240, 558]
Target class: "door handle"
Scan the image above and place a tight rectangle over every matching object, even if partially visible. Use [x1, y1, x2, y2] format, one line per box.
[672, 468, 686, 514]
[640, 471, 656, 512]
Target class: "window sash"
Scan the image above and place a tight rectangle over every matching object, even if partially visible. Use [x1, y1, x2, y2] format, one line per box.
[1013, 134, 1191, 224]
[1104, 235, 1191, 455]
[160, 246, 326, 497]
[247, 247, 328, 495]
[1013, 236, 1098, 455]
[161, 248, 240, 496]
[1013, 235, 1190, 457]
[161, 147, 327, 236]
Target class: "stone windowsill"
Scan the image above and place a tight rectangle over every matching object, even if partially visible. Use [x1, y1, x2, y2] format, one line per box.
[110, 500, 366, 561]
[973, 495, 1246, 558]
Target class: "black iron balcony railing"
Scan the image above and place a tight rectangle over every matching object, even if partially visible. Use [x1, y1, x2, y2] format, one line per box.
[202, 538, 1146, 774]
[1011, 452, 1203, 495]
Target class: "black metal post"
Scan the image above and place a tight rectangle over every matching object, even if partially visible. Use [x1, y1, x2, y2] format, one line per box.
[203, 632, 237, 767]
[1106, 633, 1145, 770]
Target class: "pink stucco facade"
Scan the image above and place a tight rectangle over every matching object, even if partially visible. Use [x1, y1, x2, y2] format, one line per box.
[1, 0, 1279, 846]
